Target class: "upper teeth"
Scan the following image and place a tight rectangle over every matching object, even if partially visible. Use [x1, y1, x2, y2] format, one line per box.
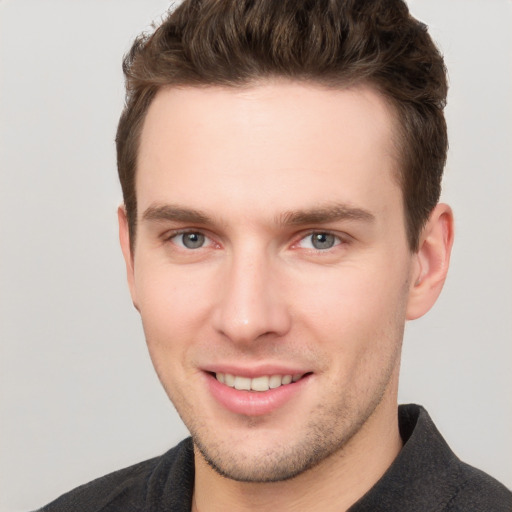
[216, 373, 303, 391]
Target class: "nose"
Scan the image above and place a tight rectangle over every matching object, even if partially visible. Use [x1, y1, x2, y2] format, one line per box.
[212, 248, 291, 345]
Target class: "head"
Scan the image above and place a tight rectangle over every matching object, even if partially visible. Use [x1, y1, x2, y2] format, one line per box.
[116, 0, 448, 253]
[116, 0, 453, 487]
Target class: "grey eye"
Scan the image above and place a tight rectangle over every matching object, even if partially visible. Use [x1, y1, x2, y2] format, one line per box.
[180, 232, 205, 249]
[311, 233, 337, 250]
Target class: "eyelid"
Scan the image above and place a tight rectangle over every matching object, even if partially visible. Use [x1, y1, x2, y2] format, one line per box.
[162, 228, 196, 240]
[293, 230, 349, 250]
[160, 227, 350, 250]
[163, 228, 217, 248]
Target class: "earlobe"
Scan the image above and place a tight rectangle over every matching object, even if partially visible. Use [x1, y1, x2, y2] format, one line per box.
[118, 205, 139, 310]
[406, 203, 454, 320]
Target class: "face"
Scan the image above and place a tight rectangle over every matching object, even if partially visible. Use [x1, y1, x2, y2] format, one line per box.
[122, 82, 419, 482]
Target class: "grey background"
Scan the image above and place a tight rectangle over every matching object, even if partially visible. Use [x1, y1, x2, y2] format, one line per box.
[0, 1, 511, 511]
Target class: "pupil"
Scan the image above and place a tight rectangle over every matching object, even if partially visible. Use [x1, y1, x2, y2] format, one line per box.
[312, 233, 335, 250]
[183, 232, 204, 249]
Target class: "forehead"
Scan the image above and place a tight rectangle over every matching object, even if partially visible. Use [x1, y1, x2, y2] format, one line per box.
[136, 81, 401, 223]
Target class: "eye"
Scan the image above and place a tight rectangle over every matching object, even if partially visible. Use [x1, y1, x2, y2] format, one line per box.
[171, 231, 207, 249]
[297, 232, 341, 250]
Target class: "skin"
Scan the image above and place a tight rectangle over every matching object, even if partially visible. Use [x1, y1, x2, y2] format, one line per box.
[119, 81, 453, 511]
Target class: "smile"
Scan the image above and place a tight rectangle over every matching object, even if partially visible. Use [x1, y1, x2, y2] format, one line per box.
[206, 370, 312, 416]
[215, 372, 305, 392]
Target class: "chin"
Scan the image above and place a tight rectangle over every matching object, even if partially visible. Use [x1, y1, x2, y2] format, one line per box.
[193, 433, 333, 482]
[189, 407, 365, 483]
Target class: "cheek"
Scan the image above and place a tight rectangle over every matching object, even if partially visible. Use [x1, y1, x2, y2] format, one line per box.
[134, 263, 215, 352]
[293, 268, 408, 402]
[291, 263, 410, 351]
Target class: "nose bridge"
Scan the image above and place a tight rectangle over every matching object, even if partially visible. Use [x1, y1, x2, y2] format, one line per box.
[213, 242, 290, 344]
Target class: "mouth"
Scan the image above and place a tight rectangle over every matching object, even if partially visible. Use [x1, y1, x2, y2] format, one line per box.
[205, 369, 312, 416]
[214, 372, 307, 392]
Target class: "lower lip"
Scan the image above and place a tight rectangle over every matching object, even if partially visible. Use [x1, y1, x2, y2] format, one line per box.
[206, 373, 311, 416]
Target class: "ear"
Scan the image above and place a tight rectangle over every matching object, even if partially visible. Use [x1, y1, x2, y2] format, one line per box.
[118, 205, 139, 310]
[406, 203, 454, 320]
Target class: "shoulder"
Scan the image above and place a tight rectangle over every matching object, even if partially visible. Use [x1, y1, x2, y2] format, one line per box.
[402, 404, 512, 512]
[446, 461, 512, 512]
[35, 438, 194, 512]
[35, 457, 160, 512]
[403, 405, 512, 512]
[350, 405, 512, 512]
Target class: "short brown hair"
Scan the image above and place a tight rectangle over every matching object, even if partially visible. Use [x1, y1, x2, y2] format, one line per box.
[116, 0, 448, 251]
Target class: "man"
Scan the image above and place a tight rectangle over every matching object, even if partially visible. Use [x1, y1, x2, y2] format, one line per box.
[39, 0, 512, 511]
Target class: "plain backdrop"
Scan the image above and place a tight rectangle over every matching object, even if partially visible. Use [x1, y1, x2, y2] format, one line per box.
[1, 1, 511, 510]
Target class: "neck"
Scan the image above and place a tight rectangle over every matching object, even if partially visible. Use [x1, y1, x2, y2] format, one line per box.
[192, 388, 402, 512]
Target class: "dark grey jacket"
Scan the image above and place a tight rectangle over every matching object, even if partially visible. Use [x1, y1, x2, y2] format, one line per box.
[38, 404, 512, 511]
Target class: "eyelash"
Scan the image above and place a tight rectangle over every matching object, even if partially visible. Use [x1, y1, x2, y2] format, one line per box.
[163, 229, 348, 252]
[295, 231, 344, 251]
[164, 230, 215, 249]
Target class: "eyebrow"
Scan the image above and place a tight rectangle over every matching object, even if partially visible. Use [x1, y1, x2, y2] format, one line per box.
[142, 204, 375, 226]
[141, 202, 375, 227]
[278, 204, 375, 226]
[142, 204, 212, 224]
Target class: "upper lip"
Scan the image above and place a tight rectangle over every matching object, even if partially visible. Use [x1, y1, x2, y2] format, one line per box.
[202, 364, 311, 378]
